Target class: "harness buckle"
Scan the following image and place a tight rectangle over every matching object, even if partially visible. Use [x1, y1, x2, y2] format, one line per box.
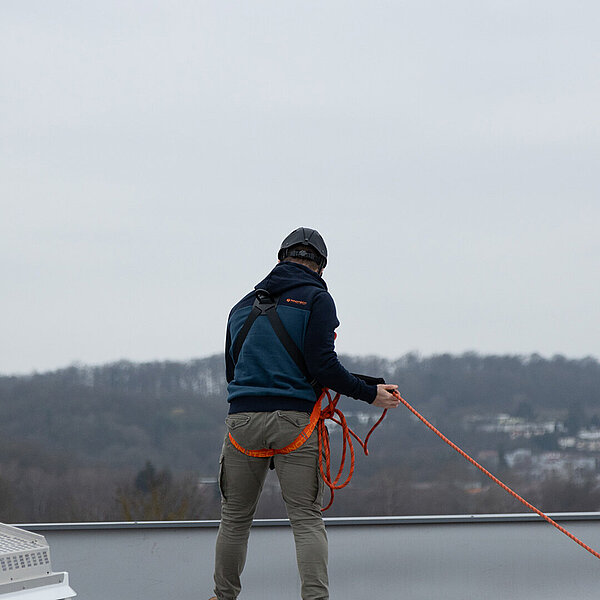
[254, 289, 277, 314]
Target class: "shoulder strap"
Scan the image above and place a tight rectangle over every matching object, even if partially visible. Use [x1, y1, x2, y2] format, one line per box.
[231, 302, 262, 364]
[232, 289, 320, 392]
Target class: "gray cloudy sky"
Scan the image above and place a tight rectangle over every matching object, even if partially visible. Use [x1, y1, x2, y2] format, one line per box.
[2, 1, 599, 375]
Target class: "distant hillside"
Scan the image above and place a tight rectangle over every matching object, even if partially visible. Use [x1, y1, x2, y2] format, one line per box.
[0, 355, 226, 472]
[2, 352, 600, 521]
[1, 352, 598, 472]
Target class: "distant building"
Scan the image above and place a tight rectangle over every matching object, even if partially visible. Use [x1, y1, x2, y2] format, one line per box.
[506, 451, 597, 481]
[558, 437, 577, 449]
[505, 448, 533, 469]
[466, 413, 564, 439]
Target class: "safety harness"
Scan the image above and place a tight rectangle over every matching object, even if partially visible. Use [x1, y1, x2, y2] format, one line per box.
[229, 288, 387, 510]
[231, 289, 321, 394]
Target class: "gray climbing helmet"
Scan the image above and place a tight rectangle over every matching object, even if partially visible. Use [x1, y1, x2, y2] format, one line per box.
[278, 227, 328, 269]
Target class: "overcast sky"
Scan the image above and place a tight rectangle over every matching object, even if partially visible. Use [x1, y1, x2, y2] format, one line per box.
[2, 1, 599, 375]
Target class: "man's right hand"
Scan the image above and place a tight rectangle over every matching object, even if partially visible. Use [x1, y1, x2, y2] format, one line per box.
[372, 384, 401, 408]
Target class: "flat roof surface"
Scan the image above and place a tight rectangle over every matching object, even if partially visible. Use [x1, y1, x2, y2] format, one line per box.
[19, 514, 600, 600]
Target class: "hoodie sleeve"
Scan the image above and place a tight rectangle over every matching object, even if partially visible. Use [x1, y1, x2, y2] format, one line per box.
[304, 291, 377, 403]
[225, 323, 234, 383]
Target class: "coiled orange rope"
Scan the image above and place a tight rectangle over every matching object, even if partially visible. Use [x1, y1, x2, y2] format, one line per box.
[229, 388, 387, 511]
[317, 389, 387, 510]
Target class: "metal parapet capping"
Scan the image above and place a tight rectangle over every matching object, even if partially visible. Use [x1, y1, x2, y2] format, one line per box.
[18, 514, 600, 600]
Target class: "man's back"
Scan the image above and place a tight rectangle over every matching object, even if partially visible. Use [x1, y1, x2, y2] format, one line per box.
[226, 261, 331, 413]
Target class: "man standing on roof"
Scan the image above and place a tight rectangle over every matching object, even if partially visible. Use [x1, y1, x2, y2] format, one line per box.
[209, 227, 400, 600]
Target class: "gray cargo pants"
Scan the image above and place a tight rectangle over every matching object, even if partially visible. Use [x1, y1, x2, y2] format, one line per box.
[213, 410, 328, 600]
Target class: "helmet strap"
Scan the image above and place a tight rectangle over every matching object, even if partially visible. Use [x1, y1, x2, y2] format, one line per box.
[285, 248, 325, 268]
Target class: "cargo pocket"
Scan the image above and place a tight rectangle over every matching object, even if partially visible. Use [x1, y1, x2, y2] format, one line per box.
[277, 410, 310, 428]
[218, 454, 227, 501]
[225, 414, 251, 430]
[314, 453, 325, 506]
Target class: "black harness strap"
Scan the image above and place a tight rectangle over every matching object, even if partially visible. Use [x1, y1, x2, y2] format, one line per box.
[232, 304, 262, 364]
[232, 289, 320, 393]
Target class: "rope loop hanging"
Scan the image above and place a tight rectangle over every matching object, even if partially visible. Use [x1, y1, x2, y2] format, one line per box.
[316, 389, 387, 510]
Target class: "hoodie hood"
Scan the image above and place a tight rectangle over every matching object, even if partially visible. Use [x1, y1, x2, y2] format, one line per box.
[255, 262, 327, 297]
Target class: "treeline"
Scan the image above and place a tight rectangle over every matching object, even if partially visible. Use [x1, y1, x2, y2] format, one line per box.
[1, 352, 599, 522]
[0, 356, 226, 472]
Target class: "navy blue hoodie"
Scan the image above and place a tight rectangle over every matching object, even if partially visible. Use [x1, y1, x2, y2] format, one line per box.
[226, 261, 377, 414]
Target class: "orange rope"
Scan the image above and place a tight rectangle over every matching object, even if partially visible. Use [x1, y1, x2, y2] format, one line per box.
[317, 390, 387, 510]
[391, 390, 600, 561]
